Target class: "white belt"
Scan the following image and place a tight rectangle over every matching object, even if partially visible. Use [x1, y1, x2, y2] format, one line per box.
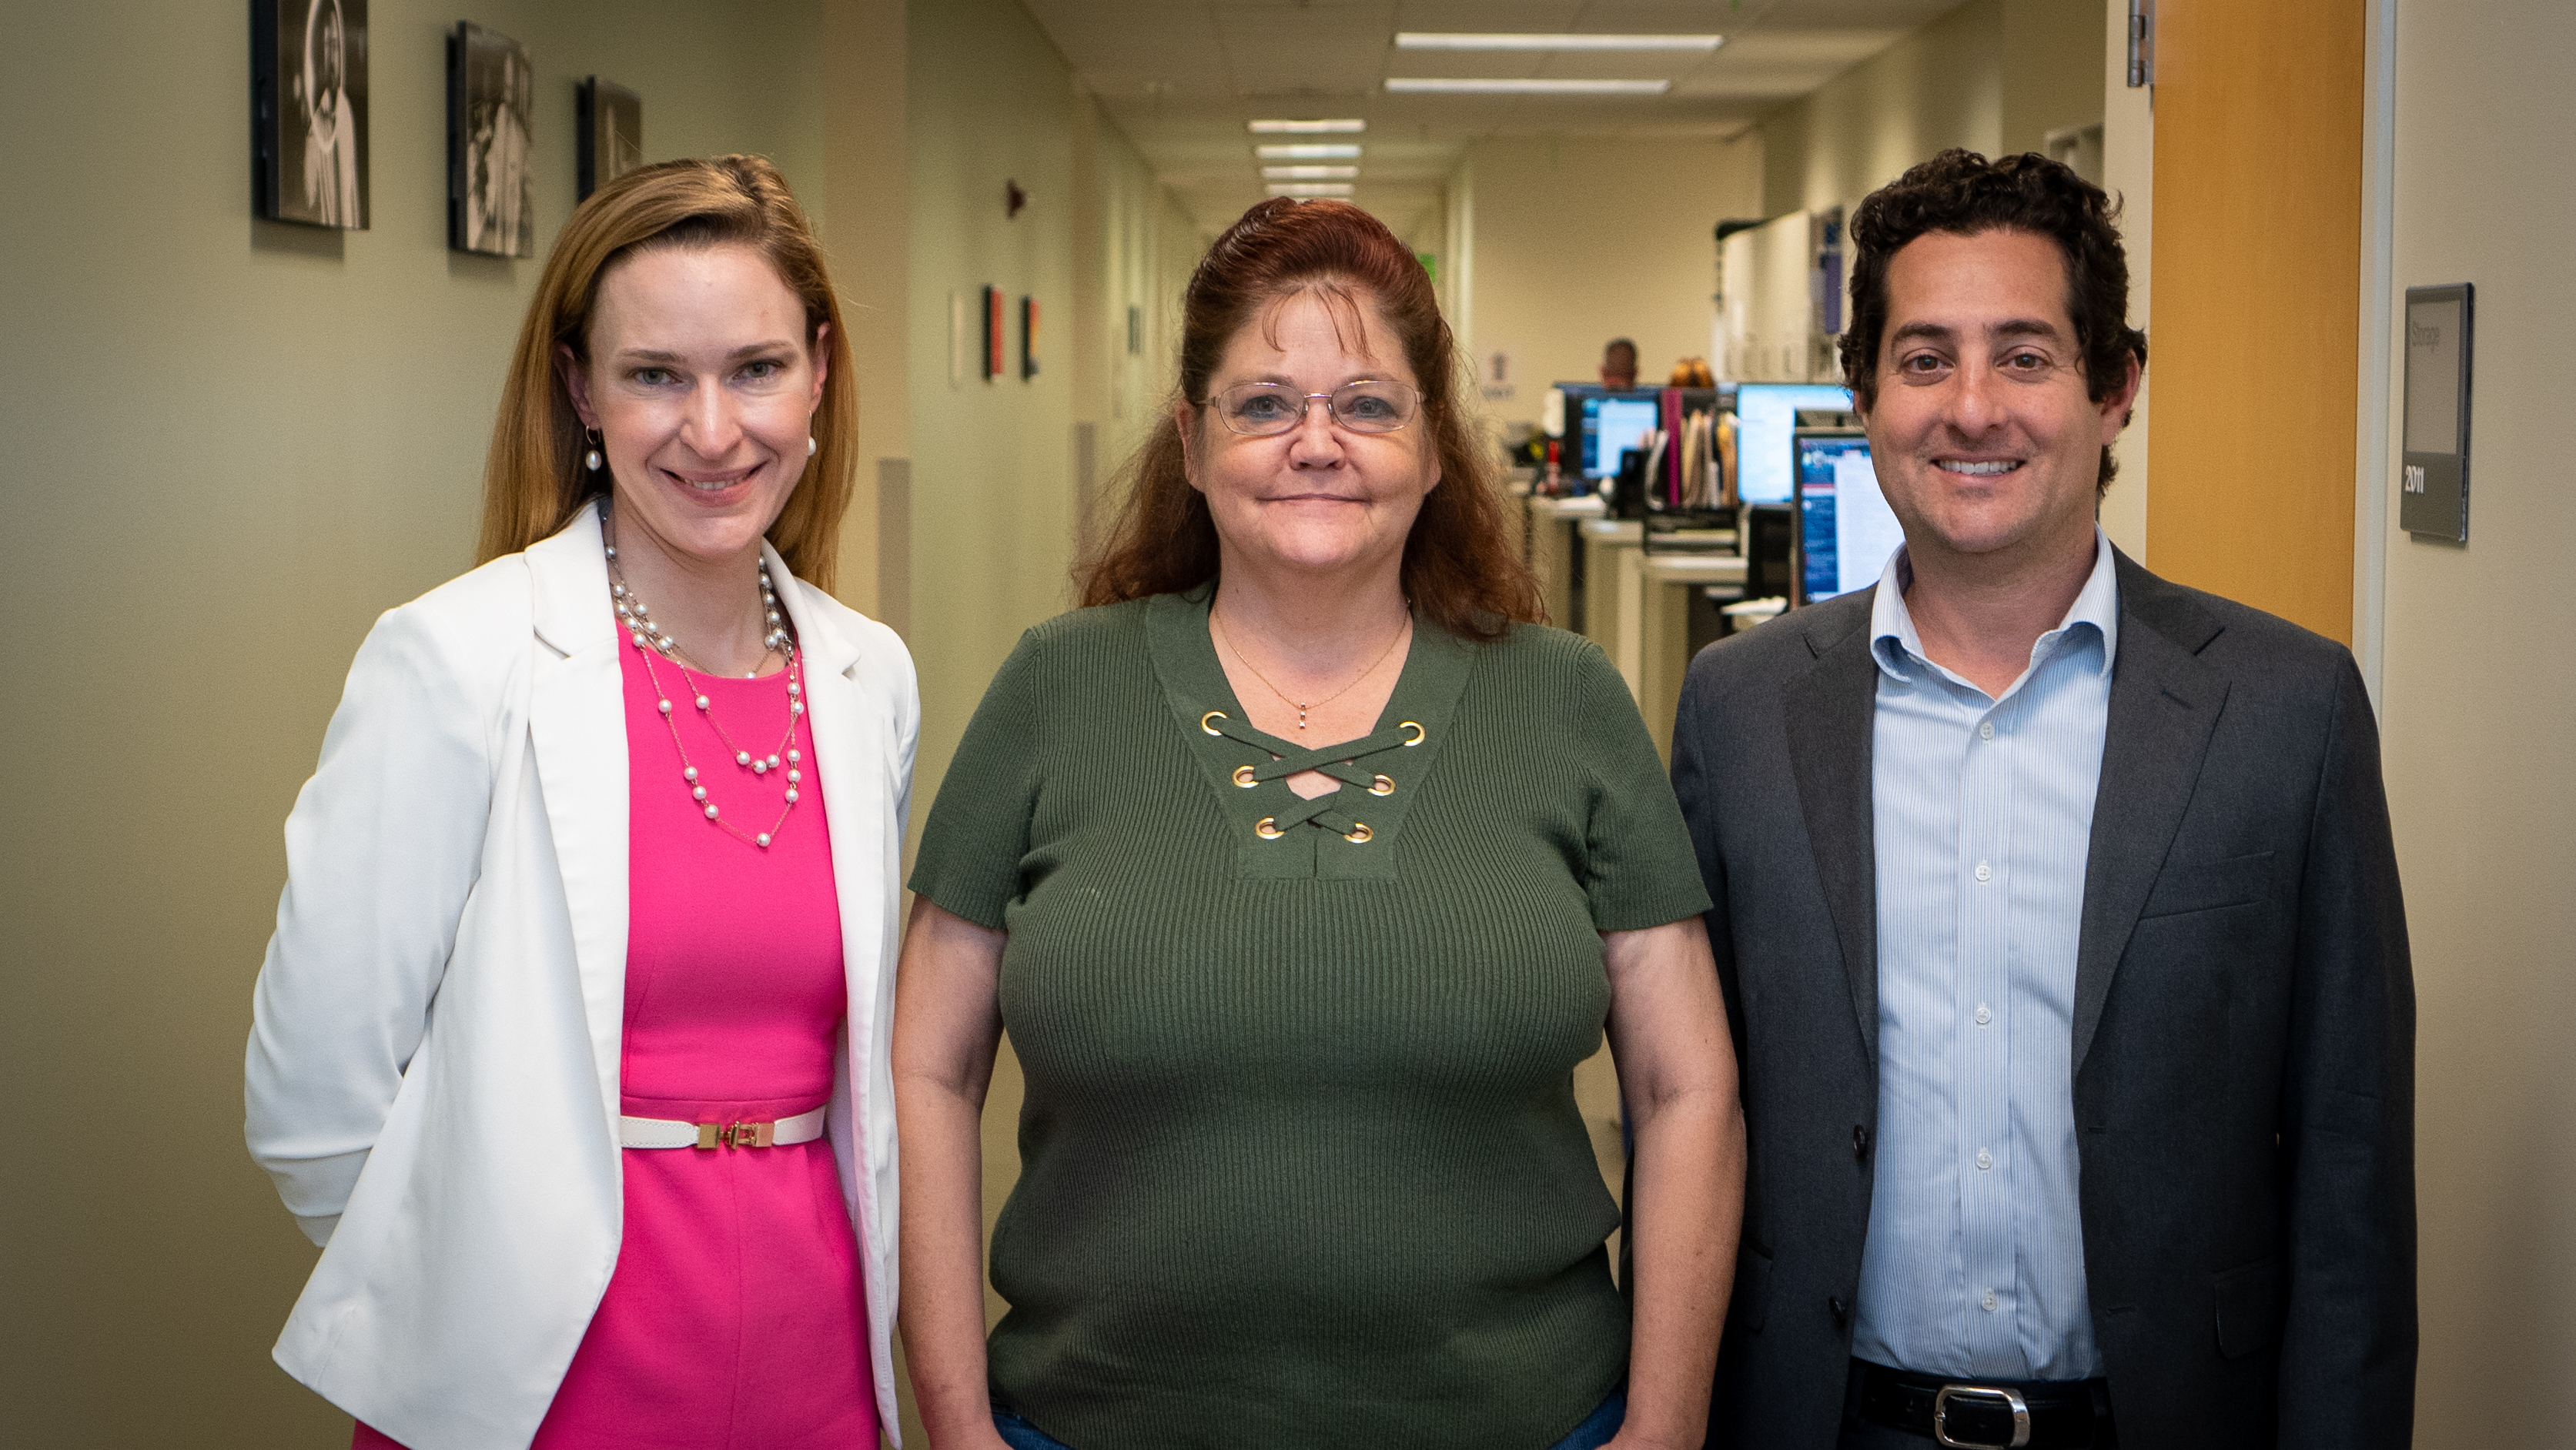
[617, 1105, 826, 1151]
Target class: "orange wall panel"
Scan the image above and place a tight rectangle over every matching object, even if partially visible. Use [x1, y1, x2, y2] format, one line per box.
[2147, 0, 2365, 642]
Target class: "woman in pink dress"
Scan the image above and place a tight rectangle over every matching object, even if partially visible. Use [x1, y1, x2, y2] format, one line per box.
[246, 155, 915, 1450]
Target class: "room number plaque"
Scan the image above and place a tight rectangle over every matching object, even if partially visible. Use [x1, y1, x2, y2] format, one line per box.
[2400, 282, 2474, 543]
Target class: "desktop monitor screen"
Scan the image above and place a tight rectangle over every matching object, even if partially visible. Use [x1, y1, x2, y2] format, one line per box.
[1735, 383, 1856, 504]
[1575, 389, 1666, 479]
[1793, 432, 1905, 604]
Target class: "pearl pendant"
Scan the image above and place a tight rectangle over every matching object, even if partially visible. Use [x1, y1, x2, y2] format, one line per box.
[657, 699, 672, 715]
[704, 804, 720, 820]
[756, 833, 772, 847]
[736, 750, 751, 766]
[785, 788, 799, 804]
[692, 786, 707, 801]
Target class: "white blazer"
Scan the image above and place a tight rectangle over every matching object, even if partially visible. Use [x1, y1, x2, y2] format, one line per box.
[246, 503, 916, 1449]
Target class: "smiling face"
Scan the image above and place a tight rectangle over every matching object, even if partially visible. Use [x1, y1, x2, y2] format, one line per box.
[562, 243, 826, 573]
[1182, 286, 1440, 586]
[1860, 228, 2139, 574]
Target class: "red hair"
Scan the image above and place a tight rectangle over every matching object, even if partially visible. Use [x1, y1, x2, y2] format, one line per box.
[1077, 199, 1541, 639]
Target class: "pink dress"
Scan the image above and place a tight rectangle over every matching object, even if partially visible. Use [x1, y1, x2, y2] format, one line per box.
[358, 639, 879, 1450]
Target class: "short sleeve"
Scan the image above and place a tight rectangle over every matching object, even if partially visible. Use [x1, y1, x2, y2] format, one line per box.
[907, 630, 1048, 930]
[1567, 640, 1713, 932]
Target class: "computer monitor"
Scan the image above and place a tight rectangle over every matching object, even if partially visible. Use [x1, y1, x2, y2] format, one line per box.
[1568, 386, 1666, 481]
[1735, 383, 1856, 505]
[1792, 429, 1905, 606]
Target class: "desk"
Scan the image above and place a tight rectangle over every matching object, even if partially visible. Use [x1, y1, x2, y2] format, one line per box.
[1631, 553, 1749, 760]
[1581, 519, 1644, 686]
[1524, 494, 1604, 630]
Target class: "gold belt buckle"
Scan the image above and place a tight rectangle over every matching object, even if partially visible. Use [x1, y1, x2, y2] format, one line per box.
[693, 1120, 777, 1151]
[1933, 1384, 2032, 1448]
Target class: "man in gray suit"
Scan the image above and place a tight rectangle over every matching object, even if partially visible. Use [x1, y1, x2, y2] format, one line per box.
[1674, 149, 2414, 1449]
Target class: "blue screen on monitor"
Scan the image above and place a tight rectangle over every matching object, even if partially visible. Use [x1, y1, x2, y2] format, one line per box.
[1581, 392, 1664, 479]
[1735, 383, 1855, 504]
[1795, 435, 1905, 603]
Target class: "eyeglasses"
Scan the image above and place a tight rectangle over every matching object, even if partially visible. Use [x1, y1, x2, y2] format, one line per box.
[1203, 379, 1421, 436]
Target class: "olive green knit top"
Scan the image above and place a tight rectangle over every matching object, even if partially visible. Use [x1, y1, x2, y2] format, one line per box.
[908, 585, 1710, 1450]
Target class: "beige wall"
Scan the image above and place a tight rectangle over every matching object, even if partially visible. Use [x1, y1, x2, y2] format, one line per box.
[2378, 0, 2576, 1440]
[1458, 135, 1763, 432]
[0, 2, 828, 1445]
[1755, 0, 2103, 222]
[1758, 0, 2007, 219]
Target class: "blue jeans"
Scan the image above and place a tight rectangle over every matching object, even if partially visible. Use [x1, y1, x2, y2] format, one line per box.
[993, 1388, 1626, 1450]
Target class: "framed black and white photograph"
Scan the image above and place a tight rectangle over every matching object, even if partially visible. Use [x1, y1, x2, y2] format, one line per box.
[577, 79, 643, 201]
[251, 0, 370, 229]
[448, 22, 533, 257]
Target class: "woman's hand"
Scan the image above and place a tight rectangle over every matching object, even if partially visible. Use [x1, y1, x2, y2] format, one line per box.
[1600, 915, 1745, 1450]
[892, 896, 1013, 1448]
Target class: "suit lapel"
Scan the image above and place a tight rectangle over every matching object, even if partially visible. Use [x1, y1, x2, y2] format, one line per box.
[1782, 596, 1885, 1062]
[2072, 554, 2229, 1076]
[525, 503, 631, 1129]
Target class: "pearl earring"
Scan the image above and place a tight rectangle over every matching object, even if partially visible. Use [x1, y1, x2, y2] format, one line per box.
[806, 435, 818, 458]
[584, 429, 604, 472]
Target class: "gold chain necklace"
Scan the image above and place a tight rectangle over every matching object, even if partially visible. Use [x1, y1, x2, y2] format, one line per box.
[1211, 600, 1411, 731]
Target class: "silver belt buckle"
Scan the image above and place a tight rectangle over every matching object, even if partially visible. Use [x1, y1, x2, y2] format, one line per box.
[1932, 1384, 2032, 1448]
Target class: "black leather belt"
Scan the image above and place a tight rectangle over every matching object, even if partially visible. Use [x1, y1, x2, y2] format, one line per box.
[1851, 1360, 2115, 1448]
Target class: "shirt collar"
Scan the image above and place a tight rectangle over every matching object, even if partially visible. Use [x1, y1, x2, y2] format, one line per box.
[1870, 529, 2121, 686]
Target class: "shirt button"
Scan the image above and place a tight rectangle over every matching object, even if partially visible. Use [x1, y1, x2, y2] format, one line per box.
[1982, 1289, 1999, 1312]
[1975, 1004, 1992, 1025]
[1979, 721, 1995, 741]
[1976, 1148, 1994, 1171]
[1974, 860, 1992, 883]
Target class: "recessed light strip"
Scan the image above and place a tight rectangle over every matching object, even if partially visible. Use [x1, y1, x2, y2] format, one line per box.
[1384, 78, 1670, 95]
[1247, 119, 1367, 134]
[1394, 32, 1722, 52]
[1262, 165, 1360, 180]
[1268, 182, 1356, 197]
[1256, 143, 1362, 160]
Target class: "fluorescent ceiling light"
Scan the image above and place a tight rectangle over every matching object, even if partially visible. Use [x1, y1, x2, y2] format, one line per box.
[1384, 78, 1671, 95]
[1256, 143, 1363, 160]
[1247, 119, 1367, 134]
[1268, 182, 1356, 197]
[1395, 32, 1722, 52]
[1263, 165, 1360, 180]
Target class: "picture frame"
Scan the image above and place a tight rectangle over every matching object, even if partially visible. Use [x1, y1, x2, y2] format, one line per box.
[577, 78, 642, 202]
[251, 0, 370, 229]
[984, 286, 1004, 381]
[447, 22, 534, 257]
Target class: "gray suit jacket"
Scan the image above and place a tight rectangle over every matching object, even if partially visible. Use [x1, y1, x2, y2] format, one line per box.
[1672, 552, 2414, 1450]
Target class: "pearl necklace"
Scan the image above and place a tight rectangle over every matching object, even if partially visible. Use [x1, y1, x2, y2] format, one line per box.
[604, 531, 807, 851]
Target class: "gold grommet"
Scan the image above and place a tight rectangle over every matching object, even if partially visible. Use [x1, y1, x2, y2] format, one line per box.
[1254, 817, 1283, 839]
[1398, 720, 1425, 746]
[1343, 822, 1374, 844]
[1232, 764, 1259, 787]
[1200, 710, 1228, 736]
[1369, 774, 1395, 797]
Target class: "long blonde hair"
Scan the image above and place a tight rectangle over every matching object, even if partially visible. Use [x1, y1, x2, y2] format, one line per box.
[474, 155, 855, 590]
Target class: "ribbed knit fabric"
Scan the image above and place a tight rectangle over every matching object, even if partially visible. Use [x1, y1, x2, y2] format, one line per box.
[909, 584, 1709, 1449]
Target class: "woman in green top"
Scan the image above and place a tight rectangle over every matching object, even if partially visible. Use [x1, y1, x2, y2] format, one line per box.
[896, 198, 1744, 1450]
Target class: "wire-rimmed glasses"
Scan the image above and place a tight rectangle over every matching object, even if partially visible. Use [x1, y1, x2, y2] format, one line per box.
[1204, 379, 1421, 436]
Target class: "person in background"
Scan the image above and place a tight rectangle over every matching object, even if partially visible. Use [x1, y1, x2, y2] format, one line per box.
[1671, 149, 2414, 1449]
[245, 155, 916, 1449]
[897, 196, 1743, 1450]
[1602, 335, 1640, 389]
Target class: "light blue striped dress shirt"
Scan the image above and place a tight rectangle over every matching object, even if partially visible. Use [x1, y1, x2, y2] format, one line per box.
[1849, 530, 2118, 1382]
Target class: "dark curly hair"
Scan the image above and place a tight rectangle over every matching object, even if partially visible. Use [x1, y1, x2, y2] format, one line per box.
[1839, 149, 2148, 493]
[1077, 198, 1542, 639]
